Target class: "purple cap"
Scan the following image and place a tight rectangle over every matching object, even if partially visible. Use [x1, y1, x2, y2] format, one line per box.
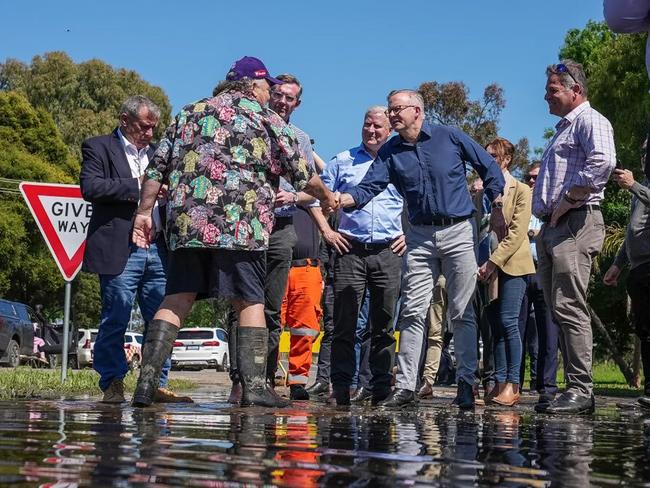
[226, 56, 283, 85]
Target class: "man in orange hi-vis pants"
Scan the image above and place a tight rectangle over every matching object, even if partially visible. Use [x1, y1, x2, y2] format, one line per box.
[281, 205, 323, 400]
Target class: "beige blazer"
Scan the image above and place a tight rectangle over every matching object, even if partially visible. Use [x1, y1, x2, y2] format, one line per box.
[489, 177, 535, 276]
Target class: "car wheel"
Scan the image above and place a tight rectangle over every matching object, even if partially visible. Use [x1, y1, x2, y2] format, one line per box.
[217, 354, 229, 372]
[130, 355, 141, 371]
[6, 340, 20, 368]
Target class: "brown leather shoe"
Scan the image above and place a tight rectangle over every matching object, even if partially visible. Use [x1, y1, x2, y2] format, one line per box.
[101, 379, 125, 404]
[484, 382, 503, 405]
[492, 383, 520, 407]
[417, 379, 434, 399]
[154, 387, 194, 403]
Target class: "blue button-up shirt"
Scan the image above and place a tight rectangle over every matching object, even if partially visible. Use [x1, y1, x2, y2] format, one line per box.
[321, 144, 403, 243]
[347, 122, 504, 225]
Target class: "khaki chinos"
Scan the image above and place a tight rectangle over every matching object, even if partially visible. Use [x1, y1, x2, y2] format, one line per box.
[537, 208, 604, 397]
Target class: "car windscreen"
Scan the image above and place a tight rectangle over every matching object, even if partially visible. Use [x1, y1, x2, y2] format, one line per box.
[177, 330, 214, 340]
[91, 332, 99, 342]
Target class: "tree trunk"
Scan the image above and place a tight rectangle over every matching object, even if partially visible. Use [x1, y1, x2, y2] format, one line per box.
[589, 305, 635, 386]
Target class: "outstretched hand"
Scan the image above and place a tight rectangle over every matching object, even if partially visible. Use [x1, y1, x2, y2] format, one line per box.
[132, 213, 154, 249]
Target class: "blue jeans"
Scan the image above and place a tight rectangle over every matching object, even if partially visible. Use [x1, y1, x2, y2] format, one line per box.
[95, 241, 169, 392]
[488, 272, 526, 384]
[352, 289, 371, 389]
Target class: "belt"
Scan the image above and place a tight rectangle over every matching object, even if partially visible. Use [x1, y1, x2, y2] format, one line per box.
[274, 216, 293, 228]
[539, 204, 601, 223]
[292, 258, 320, 268]
[348, 238, 392, 252]
[418, 215, 471, 227]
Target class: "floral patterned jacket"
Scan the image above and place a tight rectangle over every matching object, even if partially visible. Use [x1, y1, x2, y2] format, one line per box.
[146, 91, 313, 251]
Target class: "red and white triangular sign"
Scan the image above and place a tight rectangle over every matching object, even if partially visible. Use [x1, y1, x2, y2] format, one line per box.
[19, 182, 92, 282]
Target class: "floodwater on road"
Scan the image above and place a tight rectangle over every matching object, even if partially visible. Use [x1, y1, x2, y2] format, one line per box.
[0, 387, 649, 487]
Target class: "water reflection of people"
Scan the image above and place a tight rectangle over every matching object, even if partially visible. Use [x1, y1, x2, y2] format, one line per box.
[272, 411, 324, 487]
[532, 416, 592, 486]
[480, 411, 527, 484]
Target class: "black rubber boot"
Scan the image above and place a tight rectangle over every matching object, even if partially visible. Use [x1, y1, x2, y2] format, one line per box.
[238, 326, 290, 408]
[132, 320, 178, 407]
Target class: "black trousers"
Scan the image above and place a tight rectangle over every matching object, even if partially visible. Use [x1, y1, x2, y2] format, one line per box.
[264, 221, 297, 380]
[330, 244, 401, 393]
[315, 244, 336, 384]
[627, 262, 650, 389]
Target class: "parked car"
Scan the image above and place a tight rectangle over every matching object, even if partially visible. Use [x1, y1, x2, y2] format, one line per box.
[77, 329, 142, 370]
[77, 328, 99, 368]
[0, 299, 36, 367]
[124, 332, 143, 370]
[172, 327, 229, 371]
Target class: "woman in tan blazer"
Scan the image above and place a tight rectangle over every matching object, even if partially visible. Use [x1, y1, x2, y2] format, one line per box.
[478, 137, 535, 406]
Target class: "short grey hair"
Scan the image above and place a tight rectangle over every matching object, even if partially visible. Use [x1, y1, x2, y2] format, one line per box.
[546, 59, 588, 97]
[365, 105, 388, 118]
[387, 89, 425, 110]
[120, 95, 160, 120]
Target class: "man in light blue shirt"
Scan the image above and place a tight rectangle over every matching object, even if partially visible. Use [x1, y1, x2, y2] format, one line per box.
[311, 106, 405, 406]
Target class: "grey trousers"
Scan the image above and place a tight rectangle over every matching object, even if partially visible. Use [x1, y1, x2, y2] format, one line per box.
[396, 219, 478, 391]
[537, 208, 604, 397]
[422, 275, 447, 385]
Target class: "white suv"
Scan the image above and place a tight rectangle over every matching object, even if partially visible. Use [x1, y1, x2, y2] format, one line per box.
[172, 327, 229, 371]
[77, 328, 98, 368]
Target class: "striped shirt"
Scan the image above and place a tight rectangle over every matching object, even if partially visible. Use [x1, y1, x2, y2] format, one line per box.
[532, 102, 616, 218]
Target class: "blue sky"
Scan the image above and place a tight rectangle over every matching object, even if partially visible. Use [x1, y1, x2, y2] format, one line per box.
[1, 1, 607, 161]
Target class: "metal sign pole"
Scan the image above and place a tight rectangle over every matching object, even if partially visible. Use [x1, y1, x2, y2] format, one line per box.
[61, 280, 72, 383]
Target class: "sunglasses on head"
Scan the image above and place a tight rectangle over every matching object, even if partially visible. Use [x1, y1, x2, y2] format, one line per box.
[555, 63, 579, 85]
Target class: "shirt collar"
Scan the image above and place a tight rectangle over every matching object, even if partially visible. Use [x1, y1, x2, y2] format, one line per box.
[397, 120, 433, 145]
[354, 144, 374, 160]
[117, 128, 147, 156]
[556, 101, 590, 129]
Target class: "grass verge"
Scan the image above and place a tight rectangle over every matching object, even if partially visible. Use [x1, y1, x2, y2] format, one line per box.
[0, 367, 196, 400]
[523, 360, 642, 398]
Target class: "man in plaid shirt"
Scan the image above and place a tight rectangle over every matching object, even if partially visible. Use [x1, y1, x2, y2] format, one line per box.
[532, 59, 615, 415]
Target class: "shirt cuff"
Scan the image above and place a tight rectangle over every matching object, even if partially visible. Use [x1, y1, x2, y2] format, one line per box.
[145, 167, 163, 182]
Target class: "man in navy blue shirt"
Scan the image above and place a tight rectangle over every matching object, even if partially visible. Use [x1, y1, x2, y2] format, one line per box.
[340, 89, 505, 408]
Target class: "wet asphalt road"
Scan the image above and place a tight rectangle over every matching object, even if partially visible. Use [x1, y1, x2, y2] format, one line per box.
[0, 370, 649, 486]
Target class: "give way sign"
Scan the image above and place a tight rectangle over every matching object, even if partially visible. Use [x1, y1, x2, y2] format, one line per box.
[19, 182, 92, 281]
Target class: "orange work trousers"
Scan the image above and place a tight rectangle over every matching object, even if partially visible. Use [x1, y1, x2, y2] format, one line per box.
[281, 260, 323, 386]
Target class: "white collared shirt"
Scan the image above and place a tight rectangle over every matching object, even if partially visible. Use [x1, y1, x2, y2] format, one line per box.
[118, 129, 150, 179]
[118, 129, 162, 234]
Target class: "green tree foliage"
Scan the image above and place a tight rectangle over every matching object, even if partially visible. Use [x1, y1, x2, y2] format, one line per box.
[0, 52, 172, 160]
[418, 81, 530, 172]
[0, 91, 78, 316]
[184, 298, 231, 328]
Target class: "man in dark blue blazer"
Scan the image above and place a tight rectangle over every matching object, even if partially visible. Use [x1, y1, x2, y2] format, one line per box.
[80, 95, 190, 404]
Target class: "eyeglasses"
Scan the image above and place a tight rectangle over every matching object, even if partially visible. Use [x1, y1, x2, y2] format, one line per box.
[270, 91, 298, 103]
[555, 63, 579, 86]
[386, 105, 416, 116]
[526, 173, 538, 181]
